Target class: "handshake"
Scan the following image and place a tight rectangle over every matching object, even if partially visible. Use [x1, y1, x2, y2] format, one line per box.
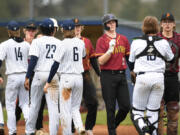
[106, 39, 116, 54]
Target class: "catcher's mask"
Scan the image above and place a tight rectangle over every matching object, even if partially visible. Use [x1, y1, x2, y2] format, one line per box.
[102, 13, 118, 31]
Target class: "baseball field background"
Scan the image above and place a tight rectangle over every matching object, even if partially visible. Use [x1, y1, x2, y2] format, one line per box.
[0, 0, 180, 134]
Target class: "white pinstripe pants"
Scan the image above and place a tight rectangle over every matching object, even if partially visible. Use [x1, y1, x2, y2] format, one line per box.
[5, 73, 29, 134]
[59, 73, 84, 135]
[0, 102, 4, 124]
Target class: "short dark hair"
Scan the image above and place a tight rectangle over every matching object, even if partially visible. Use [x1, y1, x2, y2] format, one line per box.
[40, 27, 54, 36]
[63, 30, 75, 38]
[142, 16, 159, 35]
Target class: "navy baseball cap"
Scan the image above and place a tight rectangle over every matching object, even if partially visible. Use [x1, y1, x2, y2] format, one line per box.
[25, 20, 37, 30]
[73, 18, 82, 26]
[7, 20, 20, 31]
[160, 12, 175, 21]
[40, 18, 54, 28]
[62, 20, 75, 30]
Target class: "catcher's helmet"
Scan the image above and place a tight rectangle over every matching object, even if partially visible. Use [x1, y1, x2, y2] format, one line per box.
[39, 18, 54, 35]
[102, 13, 118, 30]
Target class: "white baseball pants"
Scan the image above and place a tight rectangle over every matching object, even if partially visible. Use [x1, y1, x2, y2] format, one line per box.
[0, 101, 4, 124]
[46, 79, 60, 135]
[5, 73, 29, 134]
[132, 72, 164, 135]
[59, 74, 84, 135]
[25, 72, 60, 135]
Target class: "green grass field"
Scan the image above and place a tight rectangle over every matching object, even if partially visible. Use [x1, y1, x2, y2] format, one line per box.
[2, 109, 131, 125]
[2, 109, 180, 134]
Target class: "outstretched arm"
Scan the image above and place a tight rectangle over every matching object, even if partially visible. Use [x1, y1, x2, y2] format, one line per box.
[44, 61, 59, 93]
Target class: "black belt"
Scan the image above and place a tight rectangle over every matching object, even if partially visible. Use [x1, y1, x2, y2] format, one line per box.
[101, 70, 125, 74]
[137, 72, 163, 75]
[137, 72, 145, 75]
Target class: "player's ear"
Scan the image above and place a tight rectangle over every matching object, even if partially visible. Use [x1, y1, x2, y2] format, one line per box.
[35, 29, 39, 34]
[81, 26, 84, 32]
[7, 30, 11, 37]
[23, 28, 26, 34]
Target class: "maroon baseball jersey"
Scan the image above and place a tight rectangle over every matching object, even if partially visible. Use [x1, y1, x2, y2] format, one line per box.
[81, 37, 96, 71]
[158, 32, 180, 73]
[96, 33, 130, 70]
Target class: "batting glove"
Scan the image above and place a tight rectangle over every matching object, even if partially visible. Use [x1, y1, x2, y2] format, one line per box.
[106, 39, 116, 54]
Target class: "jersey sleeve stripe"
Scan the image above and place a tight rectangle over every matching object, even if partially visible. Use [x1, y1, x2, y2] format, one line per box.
[95, 53, 104, 57]
[90, 53, 97, 58]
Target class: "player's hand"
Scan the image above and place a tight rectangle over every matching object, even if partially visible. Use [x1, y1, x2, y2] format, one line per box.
[24, 78, 30, 90]
[44, 82, 50, 93]
[130, 71, 136, 84]
[0, 77, 3, 84]
[106, 39, 116, 54]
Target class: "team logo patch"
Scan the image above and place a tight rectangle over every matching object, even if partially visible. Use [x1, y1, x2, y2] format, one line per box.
[166, 13, 170, 18]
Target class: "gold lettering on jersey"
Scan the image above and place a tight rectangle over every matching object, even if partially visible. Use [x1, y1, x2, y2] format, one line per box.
[112, 45, 125, 54]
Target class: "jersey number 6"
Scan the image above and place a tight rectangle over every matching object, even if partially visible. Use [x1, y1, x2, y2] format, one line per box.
[73, 47, 79, 61]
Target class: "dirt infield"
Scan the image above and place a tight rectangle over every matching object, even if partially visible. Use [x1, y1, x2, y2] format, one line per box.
[4, 115, 139, 135]
[4, 124, 139, 135]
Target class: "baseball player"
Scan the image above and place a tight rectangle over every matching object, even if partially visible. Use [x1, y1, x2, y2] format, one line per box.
[15, 19, 38, 123]
[44, 20, 86, 135]
[96, 13, 131, 135]
[34, 18, 60, 135]
[129, 16, 174, 135]
[43, 17, 61, 135]
[0, 75, 4, 135]
[73, 18, 100, 135]
[23, 20, 39, 44]
[157, 13, 180, 135]
[24, 18, 61, 135]
[0, 20, 30, 135]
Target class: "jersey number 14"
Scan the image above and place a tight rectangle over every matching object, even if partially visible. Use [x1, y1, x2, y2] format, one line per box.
[15, 47, 23, 61]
